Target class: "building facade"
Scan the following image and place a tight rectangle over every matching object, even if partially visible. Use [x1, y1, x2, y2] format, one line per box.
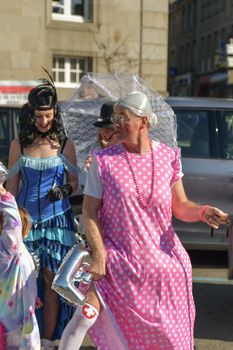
[0, 0, 169, 103]
[168, 0, 233, 97]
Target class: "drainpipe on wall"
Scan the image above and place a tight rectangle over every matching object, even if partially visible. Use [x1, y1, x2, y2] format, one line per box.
[139, 0, 143, 77]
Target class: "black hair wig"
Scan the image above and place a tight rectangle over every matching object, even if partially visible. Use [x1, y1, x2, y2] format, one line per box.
[19, 69, 66, 147]
[18, 103, 66, 147]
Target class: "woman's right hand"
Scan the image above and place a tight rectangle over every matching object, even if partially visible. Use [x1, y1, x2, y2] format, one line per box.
[0, 185, 6, 196]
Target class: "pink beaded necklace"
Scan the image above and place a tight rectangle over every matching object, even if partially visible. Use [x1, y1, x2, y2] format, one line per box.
[122, 139, 155, 209]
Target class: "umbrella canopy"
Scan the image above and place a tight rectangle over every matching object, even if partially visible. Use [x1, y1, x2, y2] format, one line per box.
[60, 73, 177, 171]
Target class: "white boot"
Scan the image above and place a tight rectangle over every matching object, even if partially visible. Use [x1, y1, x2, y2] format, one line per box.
[41, 338, 55, 350]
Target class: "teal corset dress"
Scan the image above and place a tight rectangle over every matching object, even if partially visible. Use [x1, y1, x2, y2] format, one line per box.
[8, 152, 78, 339]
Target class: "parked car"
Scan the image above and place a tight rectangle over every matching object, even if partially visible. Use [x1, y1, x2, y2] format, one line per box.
[167, 97, 233, 251]
[2, 97, 233, 251]
[0, 105, 20, 165]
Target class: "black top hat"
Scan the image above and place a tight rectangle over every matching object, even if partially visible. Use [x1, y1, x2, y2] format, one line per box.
[93, 101, 114, 128]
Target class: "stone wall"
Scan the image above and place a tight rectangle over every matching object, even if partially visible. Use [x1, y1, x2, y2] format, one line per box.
[0, 0, 169, 99]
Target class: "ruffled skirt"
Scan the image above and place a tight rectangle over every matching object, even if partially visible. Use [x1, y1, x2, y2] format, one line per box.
[24, 208, 77, 340]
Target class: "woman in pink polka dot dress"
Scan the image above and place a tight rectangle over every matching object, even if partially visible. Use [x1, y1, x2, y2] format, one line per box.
[59, 92, 229, 350]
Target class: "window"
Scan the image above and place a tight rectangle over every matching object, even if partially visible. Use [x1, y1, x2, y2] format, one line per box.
[52, 56, 92, 87]
[200, 37, 206, 73]
[185, 44, 190, 69]
[171, 15, 175, 35]
[191, 40, 196, 68]
[176, 110, 210, 158]
[180, 46, 184, 71]
[207, 34, 212, 71]
[218, 110, 233, 159]
[181, 8, 186, 30]
[52, 0, 93, 22]
[0, 108, 20, 165]
[187, 4, 191, 29]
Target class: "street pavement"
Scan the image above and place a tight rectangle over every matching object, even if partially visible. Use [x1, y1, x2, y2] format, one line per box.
[81, 251, 233, 350]
[192, 251, 233, 350]
[81, 336, 96, 349]
[194, 282, 233, 350]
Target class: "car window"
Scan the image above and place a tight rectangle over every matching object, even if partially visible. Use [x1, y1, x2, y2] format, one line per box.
[218, 110, 233, 160]
[0, 107, 20, 165]
[176, 110, 210, 158]
[0, 114, 10, 143]
[0, 110, 11, 164]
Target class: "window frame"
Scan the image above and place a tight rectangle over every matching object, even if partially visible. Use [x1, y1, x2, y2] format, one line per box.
[52, 56, 92, 88]
[52, 0, 92, 23]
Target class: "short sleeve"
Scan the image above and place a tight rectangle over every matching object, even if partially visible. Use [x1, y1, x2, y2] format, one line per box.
[170, 147, 183, 187]
[0, 192, 22, 253]
[83, 157, 103, 199]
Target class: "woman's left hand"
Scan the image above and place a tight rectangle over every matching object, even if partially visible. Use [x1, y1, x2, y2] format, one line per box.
[202, 206, 230, 229]
[88, 250, 107, 281]
[85, 155, 93, 170]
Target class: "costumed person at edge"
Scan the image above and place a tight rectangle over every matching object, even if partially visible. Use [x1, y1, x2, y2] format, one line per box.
[0, 184, 41, 350]
[6, 76, 78, 349]
[58, 91, 229, 350]
[85, 101, 119, 170]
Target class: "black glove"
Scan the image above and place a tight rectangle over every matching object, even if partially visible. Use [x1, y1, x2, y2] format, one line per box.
[46, 184, 73, 202]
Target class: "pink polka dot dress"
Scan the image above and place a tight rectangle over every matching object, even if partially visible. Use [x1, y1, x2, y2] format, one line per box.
[88, 142, 195, 350]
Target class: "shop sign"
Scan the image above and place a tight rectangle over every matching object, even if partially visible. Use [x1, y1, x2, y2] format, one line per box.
[169, 67, 177, 77]
[227, 56, 233, 68]
[0, 81, 39, 105]
[210, 72, 228, 83]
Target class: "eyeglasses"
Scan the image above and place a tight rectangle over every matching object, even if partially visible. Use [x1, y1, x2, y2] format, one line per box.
[111, 113, 130, 125]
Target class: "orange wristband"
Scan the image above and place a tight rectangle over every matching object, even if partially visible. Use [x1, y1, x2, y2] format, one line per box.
[199, 205, 209, 222]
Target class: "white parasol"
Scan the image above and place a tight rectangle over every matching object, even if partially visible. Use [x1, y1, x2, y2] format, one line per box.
[60, 73, 177, 172]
